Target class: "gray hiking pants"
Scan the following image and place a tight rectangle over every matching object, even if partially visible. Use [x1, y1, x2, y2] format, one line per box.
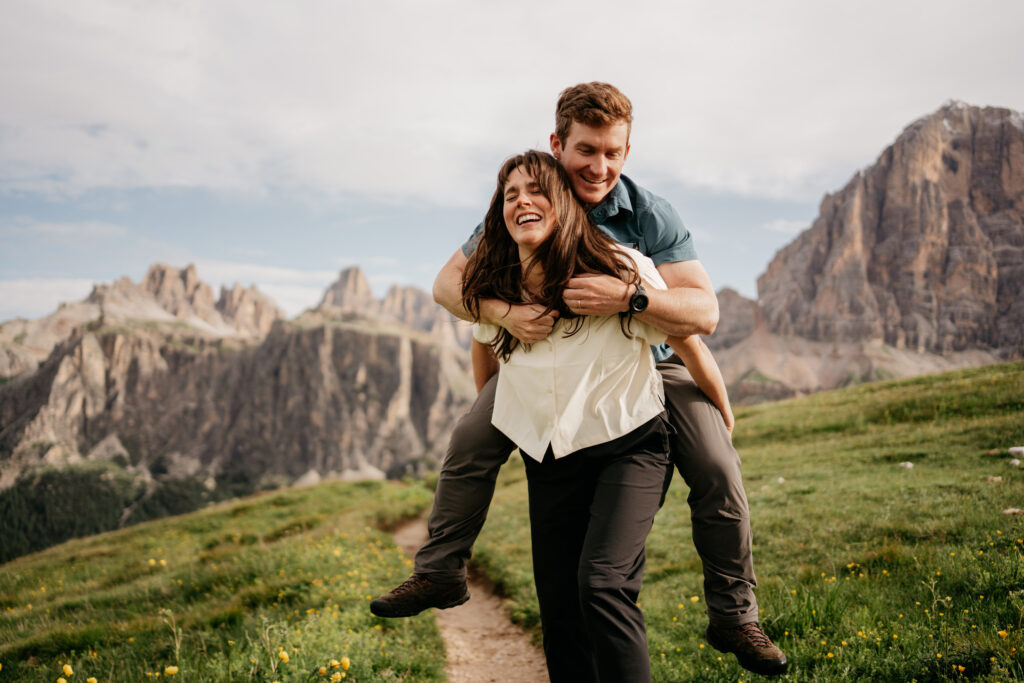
[414, 356, 759, 626]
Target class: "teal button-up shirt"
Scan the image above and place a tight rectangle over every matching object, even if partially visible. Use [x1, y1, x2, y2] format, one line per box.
[461, 175, 698, 361]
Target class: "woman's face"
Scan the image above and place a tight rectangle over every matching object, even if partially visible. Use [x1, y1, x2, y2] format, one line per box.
[502, 166, 557, 258]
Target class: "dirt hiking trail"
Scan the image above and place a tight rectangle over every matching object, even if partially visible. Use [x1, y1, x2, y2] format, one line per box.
[392, 518, 549, 682]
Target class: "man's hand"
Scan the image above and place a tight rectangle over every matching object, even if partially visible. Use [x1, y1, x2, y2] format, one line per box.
[490, 302, 558, 344]
[563, 273, 632, 316]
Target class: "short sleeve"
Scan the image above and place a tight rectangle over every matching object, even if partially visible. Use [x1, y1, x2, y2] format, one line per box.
[473, 322, 500, 345]
[641, 200, 698, 266]
[461, 222, 484, 258]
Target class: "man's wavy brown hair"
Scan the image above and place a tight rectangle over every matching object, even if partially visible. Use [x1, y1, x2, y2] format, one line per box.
[555, 82, 633, 144]
[462, 150, 639, 361]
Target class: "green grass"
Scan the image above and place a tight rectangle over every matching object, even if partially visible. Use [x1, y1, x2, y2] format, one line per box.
[474, 360, 1024, 681]
[0, 480, 441, 682]
[2, 361, 1022, 681]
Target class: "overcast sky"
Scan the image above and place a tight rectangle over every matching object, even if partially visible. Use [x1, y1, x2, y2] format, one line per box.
[2, 0, 1022, 320]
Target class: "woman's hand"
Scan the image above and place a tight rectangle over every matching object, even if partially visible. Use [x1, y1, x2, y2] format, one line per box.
[483, 301, 558, 344]
[563, 274, 632, 316]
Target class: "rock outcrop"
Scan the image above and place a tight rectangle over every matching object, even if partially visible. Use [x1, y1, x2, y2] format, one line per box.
[0, 264, 283, 378]
[757, 102, 1023, 356]
[316, 267, 472, 349]
[707, 288, 758, 351]
[0, 319, 473, 491]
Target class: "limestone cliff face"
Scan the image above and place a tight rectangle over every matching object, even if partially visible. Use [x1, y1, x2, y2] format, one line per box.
[757, 102, 1023, 355]
[0, 320, 473, 491]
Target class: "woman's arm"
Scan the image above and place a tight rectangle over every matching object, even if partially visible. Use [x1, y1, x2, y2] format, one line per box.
[665, 335, 735, 435]
[471, 338, 500, 394]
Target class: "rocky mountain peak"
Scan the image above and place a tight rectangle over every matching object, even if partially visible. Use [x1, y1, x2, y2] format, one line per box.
[757, 102, 1023, 355]
[318, 267, 377, 314]
[216, 283, 283, 338]
[143, 263, 217, 318]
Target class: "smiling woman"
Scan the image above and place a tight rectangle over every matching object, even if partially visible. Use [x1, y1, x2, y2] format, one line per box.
[502, 166, 557, 260]
[457, 149, 673, 682]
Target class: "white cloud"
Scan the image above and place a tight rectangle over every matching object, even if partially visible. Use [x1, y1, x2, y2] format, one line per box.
[2, 0, 1021, 204]
[0, 278, 94, 320]
[763, 219, 808, 235]
[0, 219, 130, 239]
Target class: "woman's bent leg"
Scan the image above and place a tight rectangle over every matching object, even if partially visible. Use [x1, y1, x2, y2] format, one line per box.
[578, 418, 673, 683]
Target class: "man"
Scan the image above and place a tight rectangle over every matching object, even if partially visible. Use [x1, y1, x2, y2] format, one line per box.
[371, 82, 787, 677]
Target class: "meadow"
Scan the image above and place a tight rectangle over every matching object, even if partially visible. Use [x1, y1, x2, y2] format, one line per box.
[475, 360, 1024, 681]
[0, 481, 441, 681]
[0, 360, 1022, 681]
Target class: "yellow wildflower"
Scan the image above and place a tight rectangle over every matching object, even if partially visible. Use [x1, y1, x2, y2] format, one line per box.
[826, 652, 834, 658]
[88, 679, 98, 683]
[58, 679, 67, 683]
[999, 630, 1009, 638]
[160, 560, 167, 567]
[957, 666, 965, 672]
[690, 596, 699, 603]
[341, 656, 350, 670]
[165, 666, 178, 675]
[148, 559, 156, 566]
[330, 659, 340, 668]
[278, 651, 290, 663]
[64, 663, 75, 675]
[319, 666, 327, 675]
[331, 674, 342, 683]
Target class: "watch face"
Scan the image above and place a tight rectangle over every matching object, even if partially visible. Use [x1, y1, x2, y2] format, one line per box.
[631, 292, 649, 313]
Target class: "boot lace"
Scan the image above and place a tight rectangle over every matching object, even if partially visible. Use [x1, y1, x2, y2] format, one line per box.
[737, 622, 773, 648]
[391, 575, 430, 595]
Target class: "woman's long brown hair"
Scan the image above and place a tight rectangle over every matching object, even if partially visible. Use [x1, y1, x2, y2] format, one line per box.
[462, 150, 640, 361]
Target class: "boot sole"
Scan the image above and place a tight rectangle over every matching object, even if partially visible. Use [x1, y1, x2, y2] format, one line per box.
[706, 626, 789, 677]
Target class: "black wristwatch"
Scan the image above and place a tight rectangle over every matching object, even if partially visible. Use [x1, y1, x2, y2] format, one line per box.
[628, 283, 649, 314]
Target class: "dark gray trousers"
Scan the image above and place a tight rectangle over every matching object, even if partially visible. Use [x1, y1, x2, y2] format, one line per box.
[525, 416, 673, 683]
[415, 357, 759, 626]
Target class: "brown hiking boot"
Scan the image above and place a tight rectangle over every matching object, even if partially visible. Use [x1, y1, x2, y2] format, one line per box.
[706, 622, 788, 676]
[369, 574, 469, 618]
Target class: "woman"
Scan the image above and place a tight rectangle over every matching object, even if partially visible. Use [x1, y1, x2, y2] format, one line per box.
[462, 150, 733, 682]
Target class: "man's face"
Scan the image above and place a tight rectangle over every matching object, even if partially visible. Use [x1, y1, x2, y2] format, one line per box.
[550, 120, 630, 207]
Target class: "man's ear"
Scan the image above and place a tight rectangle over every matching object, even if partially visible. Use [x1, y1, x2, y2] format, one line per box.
[549, 132, 562, 159]
[624, 143, 631, 162]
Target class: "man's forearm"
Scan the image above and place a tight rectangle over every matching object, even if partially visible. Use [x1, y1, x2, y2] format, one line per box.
[636, 285, 719, 338]
[433, 247, 558, 342]
[433, 249, 475, 321]
[433, 263, 517, 326]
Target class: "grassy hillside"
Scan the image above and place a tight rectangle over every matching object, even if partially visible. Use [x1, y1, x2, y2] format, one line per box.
[474, 360, 1024, 682]
[1, 361, 1021, 681]
[0, 481, 442, 682]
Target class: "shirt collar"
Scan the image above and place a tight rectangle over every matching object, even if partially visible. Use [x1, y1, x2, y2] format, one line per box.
[587, 176, 634, 223]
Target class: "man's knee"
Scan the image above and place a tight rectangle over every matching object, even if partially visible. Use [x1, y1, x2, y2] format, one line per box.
[440, 409, 513, 479]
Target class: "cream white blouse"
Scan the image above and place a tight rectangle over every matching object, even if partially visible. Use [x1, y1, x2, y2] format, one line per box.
[473, 247, 667, 461]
